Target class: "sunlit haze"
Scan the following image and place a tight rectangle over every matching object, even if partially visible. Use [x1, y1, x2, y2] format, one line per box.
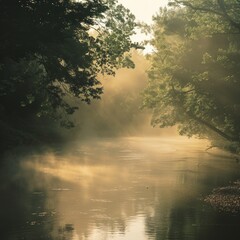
[118, 0, 168, 24]
[1, 1, 240, 240]
[118, 0, 169, 52]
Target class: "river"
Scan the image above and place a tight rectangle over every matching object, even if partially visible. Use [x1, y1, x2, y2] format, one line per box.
[0, 137, 240, 240]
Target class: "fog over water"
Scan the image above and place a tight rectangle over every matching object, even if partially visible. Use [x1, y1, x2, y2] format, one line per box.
[1, 137, 240, 240]
[1, 0, 240, 239]
[1, 50, 239, 240]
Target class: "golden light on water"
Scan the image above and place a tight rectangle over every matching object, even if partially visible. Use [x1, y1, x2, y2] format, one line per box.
[1, 0, 240, 239]
[23, 137, 209, 190]
[4, 137, 238, 240]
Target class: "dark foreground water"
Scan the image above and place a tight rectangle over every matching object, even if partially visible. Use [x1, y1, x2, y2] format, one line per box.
[0, 137, 240, 240]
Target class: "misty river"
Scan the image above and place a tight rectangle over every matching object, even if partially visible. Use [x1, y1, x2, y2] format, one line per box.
[1, 137, 240, 240]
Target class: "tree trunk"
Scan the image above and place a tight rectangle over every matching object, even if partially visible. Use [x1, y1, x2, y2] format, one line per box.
[187, 112, 237, 142]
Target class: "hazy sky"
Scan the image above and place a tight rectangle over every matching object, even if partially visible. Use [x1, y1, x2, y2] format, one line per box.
[118, 0, 169, 52]
[118, 0, 169, 24]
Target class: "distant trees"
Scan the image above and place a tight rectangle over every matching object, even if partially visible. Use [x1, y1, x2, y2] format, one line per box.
[0, 0, 138, 129]
[68, 52, 150, 137]
[143, 0, 240, 152]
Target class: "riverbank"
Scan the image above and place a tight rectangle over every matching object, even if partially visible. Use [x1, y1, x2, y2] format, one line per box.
[203, 147, 240, 214]
[204, 180, 240, 214]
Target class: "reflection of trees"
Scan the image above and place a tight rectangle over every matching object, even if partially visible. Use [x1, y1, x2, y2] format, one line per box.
[144, 164, 240, 240]
[166, 202, 199, 240]
[144, 189, 204, 240]
[0, 146, 138, 240]
[56, 224, 75, 240]
[2, 140, 240, 240]
[145, 201, 170, 240]
[0, 152, 57, 240]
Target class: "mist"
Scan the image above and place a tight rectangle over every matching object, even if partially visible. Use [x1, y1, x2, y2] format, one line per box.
[1, 1, 240, 240]
[66, 51, 177, 140]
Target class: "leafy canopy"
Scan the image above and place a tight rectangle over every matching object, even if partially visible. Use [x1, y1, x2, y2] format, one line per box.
[143, 0, 240, 149]
[0, 0, 139, 127]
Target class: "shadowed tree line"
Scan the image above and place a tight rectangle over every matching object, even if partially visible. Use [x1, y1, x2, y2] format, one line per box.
[0, 0, 139, 149]
[143, 0, 240, 153]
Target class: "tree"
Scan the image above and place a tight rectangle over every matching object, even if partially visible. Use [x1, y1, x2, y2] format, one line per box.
[143, 1, 240, 152]
[0, 0, 139, 129]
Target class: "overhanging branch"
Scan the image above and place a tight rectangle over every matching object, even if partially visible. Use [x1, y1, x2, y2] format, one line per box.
[174, 0, 240, 31]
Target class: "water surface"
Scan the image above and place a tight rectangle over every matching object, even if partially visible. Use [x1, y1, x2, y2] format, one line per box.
[0, 137, 240, 240]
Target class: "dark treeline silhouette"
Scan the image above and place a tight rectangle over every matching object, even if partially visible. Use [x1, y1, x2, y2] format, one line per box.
[0, 0, 139, 149]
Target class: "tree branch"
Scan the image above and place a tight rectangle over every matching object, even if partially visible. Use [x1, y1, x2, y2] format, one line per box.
[168, 76, 236, 141]
[174, 0, 225, 16]
[217, 0, 240, 30]
[187, 112, 237, 142]
[174, 0, 240, 31]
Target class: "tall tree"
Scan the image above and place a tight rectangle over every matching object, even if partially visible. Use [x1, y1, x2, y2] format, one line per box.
[0, 0, 139, 128]
[143, 0, 240, 152]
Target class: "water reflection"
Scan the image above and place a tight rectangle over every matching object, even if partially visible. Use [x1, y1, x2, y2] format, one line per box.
[0, 137, 240, 240]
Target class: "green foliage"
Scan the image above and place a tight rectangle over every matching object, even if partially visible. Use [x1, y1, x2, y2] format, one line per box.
[143, 0, 240, 151]
[0, 0, 139, 133]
